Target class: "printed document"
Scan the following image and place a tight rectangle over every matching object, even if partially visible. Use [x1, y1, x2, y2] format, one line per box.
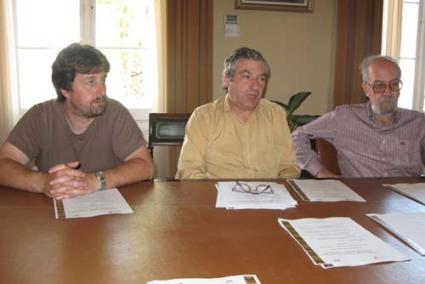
[368, 212, 425, 255]
[384, 183, 425, 205]
[148, 274, 261, 284]
[290, 179, 365, 202]
[278, 217, 409, 268]
[216, 181, 297, 210]
[53, 188, 133, 219]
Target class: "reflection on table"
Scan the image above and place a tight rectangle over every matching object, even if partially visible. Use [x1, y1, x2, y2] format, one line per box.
[1, 178, 425, 284]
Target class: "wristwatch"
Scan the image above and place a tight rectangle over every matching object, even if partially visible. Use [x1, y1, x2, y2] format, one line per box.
[95, 171, 106, 191]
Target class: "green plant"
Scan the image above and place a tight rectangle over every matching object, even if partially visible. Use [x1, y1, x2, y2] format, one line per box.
[272, 91, 319, 132]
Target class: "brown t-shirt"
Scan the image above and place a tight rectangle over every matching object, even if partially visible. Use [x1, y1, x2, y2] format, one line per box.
[8, 98, 146, 173]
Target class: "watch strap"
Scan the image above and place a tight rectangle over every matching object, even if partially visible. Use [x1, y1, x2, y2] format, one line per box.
[95, 171, 106, 191]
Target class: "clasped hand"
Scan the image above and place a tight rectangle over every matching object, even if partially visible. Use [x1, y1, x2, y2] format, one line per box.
[46, 161, 97, 200]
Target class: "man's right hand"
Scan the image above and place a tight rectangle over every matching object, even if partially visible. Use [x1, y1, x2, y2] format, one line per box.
[316, 168, 340, 178]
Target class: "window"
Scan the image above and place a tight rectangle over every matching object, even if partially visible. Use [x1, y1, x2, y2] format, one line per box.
[382, 0, 420, 110]
[13, 0, 157, 120]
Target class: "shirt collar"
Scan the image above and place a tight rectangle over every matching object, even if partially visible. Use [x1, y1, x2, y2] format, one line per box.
[366, 102, 400, 125]
[224, 94, 231, 112]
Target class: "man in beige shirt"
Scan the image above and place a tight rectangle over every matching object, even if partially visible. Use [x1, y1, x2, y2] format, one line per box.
[176, 47, 300, 179]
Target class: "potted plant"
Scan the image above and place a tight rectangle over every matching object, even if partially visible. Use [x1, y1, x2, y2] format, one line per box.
[272, 91, 319, 132]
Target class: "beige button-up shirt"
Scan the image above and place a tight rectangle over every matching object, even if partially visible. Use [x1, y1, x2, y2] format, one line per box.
[176, 95, 300, 179]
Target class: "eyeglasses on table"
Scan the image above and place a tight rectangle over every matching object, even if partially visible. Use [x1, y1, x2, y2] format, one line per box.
[231, 181, 274, 195]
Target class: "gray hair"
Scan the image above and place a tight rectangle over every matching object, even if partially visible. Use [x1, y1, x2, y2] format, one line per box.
[222, 47, 270, 90]
[359, 55, 401, 82]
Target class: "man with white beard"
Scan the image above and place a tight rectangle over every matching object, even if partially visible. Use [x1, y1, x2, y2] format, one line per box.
[292, 55, 425, 178]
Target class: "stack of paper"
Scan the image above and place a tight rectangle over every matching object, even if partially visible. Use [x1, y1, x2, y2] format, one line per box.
[216, 181, 297, 210]
[289, 179, 366, 202]
[278, 217, 409, 268]
[148, 274, 261, 284]
[384, 183, 425, 205]
[53, 188, 133, 219]
[368, 212, 425, 255]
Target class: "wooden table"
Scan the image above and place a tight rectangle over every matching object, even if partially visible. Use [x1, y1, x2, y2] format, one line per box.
[1, 178, 425, 284]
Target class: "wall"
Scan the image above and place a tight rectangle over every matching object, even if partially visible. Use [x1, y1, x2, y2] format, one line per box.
[213, 0, 337, 115]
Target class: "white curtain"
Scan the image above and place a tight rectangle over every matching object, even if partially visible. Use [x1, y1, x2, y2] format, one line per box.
[152, 0, 170, 178]
[381, 0, 403, 57]
[0, 0, 18, 145]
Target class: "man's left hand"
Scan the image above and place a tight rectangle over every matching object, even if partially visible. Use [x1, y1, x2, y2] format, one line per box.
[48, 161, 98, 200]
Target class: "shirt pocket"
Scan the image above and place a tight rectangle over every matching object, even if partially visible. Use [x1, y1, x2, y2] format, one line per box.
[388, 139, 418, 166]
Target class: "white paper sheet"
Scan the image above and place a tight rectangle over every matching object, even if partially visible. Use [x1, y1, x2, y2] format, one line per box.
[148, 274, 261, 284]
[368, 212, 425, 255]
[384, 183, 425, 205]
[290, 179, 365, 202]
[278, 217, 409, 268]
[216, 182, 297, 210]
[53, 188, 133, 219]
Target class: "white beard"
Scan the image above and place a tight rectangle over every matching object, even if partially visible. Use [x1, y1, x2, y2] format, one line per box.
[371, 97, 398, 116]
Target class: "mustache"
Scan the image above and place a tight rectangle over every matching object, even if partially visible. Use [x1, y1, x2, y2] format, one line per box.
[378, 96, 397, 102]
[93, 97, 106, 103]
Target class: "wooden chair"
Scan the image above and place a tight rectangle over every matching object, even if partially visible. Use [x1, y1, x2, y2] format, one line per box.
[314, 138, 340, 175]
[148, 113, 191, 158]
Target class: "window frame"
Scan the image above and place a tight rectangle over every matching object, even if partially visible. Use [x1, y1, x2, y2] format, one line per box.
[412, 0, 425, 111]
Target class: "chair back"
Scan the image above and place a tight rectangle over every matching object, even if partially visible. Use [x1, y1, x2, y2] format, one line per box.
[148, 113, 191, 157]
[314, 138, 340, 175]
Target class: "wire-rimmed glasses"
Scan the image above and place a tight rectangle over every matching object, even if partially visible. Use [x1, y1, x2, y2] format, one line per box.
[366, 79, 403, 94]
[231, 181, 274, 195]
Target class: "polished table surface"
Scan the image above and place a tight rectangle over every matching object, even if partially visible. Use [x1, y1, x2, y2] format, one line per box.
[1, 178, 425, 284]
